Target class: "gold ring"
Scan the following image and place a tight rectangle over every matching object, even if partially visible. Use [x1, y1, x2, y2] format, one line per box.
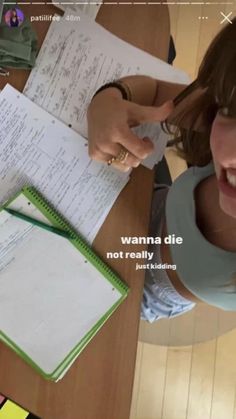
[107, 148, 129, 166]
[114, 148, 129, 164]
[107, 156, 116, 166]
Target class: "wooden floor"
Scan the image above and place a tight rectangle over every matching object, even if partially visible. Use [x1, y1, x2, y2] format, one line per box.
[130, 4, 236, 419]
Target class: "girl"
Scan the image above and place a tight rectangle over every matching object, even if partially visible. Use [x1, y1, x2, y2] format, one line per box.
[87, 19, 236, 321]
[10, 9, 19, 27]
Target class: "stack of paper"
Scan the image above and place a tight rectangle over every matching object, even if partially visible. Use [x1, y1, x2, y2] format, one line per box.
[0, 84, 129, 243]
[24, 11, 190, 168]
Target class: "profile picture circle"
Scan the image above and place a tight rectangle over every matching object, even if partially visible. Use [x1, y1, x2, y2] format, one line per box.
[4, 8, 24, 28]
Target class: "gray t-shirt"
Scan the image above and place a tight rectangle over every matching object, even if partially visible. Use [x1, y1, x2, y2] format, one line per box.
[166, 163, 236, 310]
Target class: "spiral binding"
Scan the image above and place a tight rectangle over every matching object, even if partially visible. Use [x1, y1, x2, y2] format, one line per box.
[22, 186, 129, 294]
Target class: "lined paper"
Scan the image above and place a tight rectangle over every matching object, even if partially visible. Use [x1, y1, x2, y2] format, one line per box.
[0, 84, 129, 243]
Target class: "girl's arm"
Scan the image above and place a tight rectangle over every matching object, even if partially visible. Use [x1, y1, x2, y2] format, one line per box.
[118, 76, 187, 106]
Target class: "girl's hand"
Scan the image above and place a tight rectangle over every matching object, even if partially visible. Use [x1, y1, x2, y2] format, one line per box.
[87, 89, 173, 172]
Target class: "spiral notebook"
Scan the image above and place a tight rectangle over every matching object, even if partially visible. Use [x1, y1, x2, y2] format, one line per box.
[0, 187, 129, 381]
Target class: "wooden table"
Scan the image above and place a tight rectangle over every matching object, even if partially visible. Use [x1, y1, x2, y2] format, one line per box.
[0, 3, 170, 418]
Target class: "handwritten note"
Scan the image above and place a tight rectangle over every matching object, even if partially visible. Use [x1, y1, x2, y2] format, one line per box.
[24, 11, 190, 168]
[0, 211, 34, 272]
[0, 85, 129, 243]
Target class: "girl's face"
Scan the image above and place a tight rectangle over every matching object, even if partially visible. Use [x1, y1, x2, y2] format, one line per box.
[210, 108, 236, 218]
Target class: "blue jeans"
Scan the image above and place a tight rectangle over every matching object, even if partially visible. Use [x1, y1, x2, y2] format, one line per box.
[141, 187, 196, 323]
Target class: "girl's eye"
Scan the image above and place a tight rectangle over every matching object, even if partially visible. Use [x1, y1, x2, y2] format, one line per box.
[218, 107, 229, 117]
[217, 107, 236, 119]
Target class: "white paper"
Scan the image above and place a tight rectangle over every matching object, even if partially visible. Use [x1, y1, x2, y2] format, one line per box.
[0, 194, 121, 375]
[132, 123, 169, 169]
[24, 11, 190, 168]
[0, 84, 129, 243]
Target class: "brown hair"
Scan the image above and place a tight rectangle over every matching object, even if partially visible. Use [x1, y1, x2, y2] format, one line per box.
[164, 18, 236, 167]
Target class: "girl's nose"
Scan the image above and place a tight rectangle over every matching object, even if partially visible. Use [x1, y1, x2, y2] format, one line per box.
[212, 123, 236, 168]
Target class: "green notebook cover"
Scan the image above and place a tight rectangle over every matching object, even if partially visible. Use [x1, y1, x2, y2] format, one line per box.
[0, 186, 129, 381]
